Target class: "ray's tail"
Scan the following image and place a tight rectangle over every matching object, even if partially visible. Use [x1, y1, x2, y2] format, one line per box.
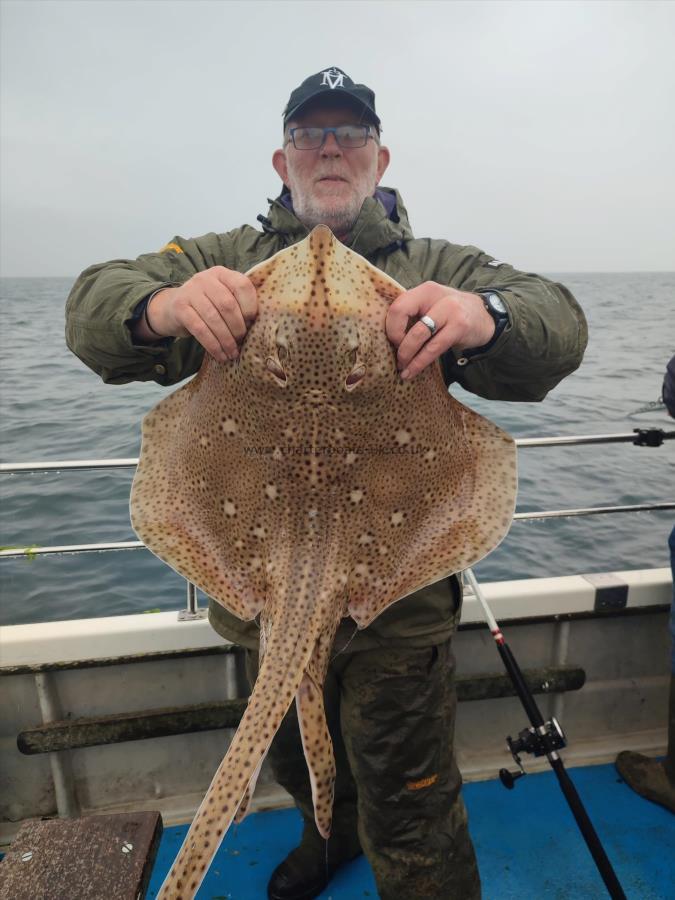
[156, 584, 338, 899]
[296, 670, 336, 838]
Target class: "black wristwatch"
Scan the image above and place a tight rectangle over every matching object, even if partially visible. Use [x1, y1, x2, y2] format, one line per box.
[480, 292, 509, 330]
[456, 291, 510, 364]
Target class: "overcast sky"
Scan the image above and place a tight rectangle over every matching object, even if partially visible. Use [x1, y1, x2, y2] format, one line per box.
[1, 0, 674, 276]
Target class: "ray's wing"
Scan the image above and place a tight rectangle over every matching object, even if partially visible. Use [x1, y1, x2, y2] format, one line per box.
[345, 358, 517, 629]
[130, 364, 272, 621]
[298, 236, 520, 629]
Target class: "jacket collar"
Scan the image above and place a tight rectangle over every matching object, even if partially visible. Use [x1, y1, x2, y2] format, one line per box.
[261, 186, 414, 257]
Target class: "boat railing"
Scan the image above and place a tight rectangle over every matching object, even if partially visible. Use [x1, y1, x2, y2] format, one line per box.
[2, 428, 674, 620]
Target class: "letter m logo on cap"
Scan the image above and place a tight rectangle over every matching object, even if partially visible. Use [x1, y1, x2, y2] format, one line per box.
[320, 67, 345, 89]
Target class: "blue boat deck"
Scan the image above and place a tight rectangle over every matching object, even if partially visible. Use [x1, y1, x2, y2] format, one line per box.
[148, 762, 674, 899]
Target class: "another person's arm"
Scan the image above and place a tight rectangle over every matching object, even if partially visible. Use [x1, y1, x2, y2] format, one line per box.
[662, 354, 675, 418]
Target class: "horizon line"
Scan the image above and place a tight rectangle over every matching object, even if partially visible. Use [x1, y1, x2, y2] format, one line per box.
[2, 269, 675, 279]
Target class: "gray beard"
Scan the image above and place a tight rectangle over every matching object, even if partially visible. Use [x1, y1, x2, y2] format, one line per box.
[293, 197, 362, 237]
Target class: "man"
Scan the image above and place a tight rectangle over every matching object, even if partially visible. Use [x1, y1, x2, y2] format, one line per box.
[66, 67, 588, 899]
[615, 355, 675, 814]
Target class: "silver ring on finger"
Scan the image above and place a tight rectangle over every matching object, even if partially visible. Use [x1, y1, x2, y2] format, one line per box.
[420, 314, 437, 336]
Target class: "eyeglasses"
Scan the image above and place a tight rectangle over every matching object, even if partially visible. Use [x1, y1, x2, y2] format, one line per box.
[286, 124, 376, 150]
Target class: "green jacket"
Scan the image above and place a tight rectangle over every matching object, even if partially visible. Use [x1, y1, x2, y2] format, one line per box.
[65, 187, 587, 650]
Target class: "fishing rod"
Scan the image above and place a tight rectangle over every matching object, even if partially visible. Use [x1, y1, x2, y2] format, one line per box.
[464, 567, 627, 900]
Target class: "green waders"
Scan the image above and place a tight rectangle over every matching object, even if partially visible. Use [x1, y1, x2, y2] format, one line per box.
[246, 638, 481, 900]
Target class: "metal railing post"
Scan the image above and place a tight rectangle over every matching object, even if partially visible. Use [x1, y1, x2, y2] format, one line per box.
[178, 580, 207, 622]
[34, 673, 79, 819]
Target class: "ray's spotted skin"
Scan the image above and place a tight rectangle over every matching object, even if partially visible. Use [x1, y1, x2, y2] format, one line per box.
[130, 226, 517, 898]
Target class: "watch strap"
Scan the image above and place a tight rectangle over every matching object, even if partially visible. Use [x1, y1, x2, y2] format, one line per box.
[455, 291, 510, 364]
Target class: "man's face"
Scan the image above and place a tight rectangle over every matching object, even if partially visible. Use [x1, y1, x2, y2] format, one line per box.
[272, 103, 390, 237]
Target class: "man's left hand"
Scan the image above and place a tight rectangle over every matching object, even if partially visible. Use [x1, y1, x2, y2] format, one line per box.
[385, 282, 496, 380]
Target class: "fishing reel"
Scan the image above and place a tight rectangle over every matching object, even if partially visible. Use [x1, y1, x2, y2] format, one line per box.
[632, 427, 668, 447]
[499, 717, 567, 789]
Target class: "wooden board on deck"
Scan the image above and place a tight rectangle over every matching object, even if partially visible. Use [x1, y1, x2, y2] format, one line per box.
[0, 811, 162, 900]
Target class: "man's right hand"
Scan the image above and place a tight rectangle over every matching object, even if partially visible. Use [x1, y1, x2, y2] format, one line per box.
[135, 267, 258, 363]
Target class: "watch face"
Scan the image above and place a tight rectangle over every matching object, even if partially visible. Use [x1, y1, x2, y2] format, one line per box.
[487, 293, 507, 316]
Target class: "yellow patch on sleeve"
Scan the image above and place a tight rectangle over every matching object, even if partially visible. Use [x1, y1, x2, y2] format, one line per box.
[160, 241, 184, 255]
[405, 773, 438, 791]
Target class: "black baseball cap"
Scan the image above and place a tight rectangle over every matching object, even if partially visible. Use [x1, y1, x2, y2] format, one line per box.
[283, 67, 380, 129]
